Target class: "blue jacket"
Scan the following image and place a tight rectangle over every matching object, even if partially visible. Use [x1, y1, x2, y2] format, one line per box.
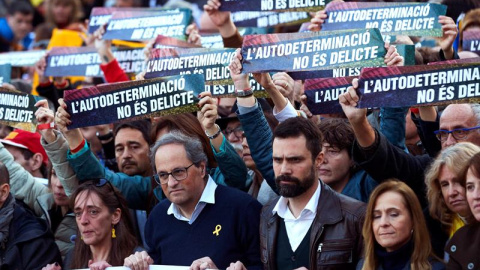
[0, 18, 32, 51]
[67, 137, 248, 210]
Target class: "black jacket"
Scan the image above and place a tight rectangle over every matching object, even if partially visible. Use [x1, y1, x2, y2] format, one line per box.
[0, 198, 62, 270]
[260, 182, 366, 270]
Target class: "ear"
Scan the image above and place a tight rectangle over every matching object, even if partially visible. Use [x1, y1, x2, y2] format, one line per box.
[29, 153, 44, 172]
[314, 151, 324, 168]
[0, 184, 10, 204]
[199, 161, 207, 178]
[111, 208, 121, 225]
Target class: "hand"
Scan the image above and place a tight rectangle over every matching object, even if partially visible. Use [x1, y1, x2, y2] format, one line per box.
[143, 39, 155, 62]
[136, 70, 146, 81]
[124, 251, 153, 270]
[204, 0, 231, 28]
[308, 9, 328, 31]
[55, 98, 72, 133]
[338, 78, 367, 124]
[226, 261, 247, 270]
[293, 267, 308, 270]
[198, 92, 219, 132]
[88, 260, 111, 270]
[79, 19, 96, 47]
[186, 23, 201, 46]
[272, 72, 295, 101]
[300, 94, 313, 118]
[229, 48, 250, 90]
[35, 99, 56, 142]
[384, 44, 404, 66]
[93, 24, 112, 59]
[438, 15, 457, 60]
[35, 53, 49, 84]
[42, 262, 62, 270]
[190, 256, 218, 270]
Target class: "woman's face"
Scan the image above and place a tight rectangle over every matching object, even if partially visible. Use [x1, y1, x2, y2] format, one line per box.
[52, 1, 73, 25]
[438, 165, 470, 217]
[50, 170, 69, 206]
[372, 191, 413, 252]
[74, 191, 120, 247]
[466, 168, 480, 222]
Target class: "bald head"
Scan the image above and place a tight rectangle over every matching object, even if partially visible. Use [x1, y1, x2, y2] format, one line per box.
[439, 104, 480, 149]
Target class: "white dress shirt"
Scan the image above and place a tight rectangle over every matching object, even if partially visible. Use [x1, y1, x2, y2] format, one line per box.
[272, 181, 321, 251]
[167, 176, 217, 225]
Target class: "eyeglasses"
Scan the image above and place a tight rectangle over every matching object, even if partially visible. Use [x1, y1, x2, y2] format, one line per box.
[154, 163, 195, 185]
[434, 126, 480, 142]
[224, 126, 244, 139]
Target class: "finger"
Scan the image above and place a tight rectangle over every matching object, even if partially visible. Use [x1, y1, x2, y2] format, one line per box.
[352, 78, 359, 89]
[34, 99, 49, 108]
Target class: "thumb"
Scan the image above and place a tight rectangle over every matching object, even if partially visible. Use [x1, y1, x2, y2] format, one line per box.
[88, 259, 93, 267]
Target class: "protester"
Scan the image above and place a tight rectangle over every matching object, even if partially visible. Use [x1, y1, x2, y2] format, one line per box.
[0, 1, 34, 52]
[45, 0, 84, 31]
[124, 131, 263, 269]
[358, 180, 444, 270]
[44, 178, 138, 269]
[444, 152, 480, 269]
[0, 160, 62, 269]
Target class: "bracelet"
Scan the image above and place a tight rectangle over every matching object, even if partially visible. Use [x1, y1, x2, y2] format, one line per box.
[235, 87, 253, 97]
[205, 124, 222, 140]
[71, 138, 86, 154]
[97, 131, 113, 141]
[37, 122, 56, 130]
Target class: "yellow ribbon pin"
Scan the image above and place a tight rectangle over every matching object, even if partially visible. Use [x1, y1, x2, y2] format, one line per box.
[213, 225, 222, 236]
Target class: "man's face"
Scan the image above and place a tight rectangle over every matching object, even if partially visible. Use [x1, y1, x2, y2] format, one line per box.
[272, 135, 322, 197]
[439, 104, 480, 149]
[7, 12, 33, 41]
[224, 120, 243, 156]
[318, 143, 353, 192]
[155, 144, 205, 211]
[115, 128, 151, 177]
[4, 145, 35, 174]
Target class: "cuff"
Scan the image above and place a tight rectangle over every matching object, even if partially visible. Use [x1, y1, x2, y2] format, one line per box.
[67, 142, 90, 159]
[237, 99, 259, 115]
[211, 136, 227, 155]
[273, 99, 298, 122]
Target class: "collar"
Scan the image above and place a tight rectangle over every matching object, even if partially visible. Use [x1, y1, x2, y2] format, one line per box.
[272, 180, 321, 219]
[167, 176, 217, 221]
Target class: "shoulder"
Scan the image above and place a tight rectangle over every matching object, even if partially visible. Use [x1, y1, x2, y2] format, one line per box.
[11, 200, 50, 242]
[328, 186, 366, 220]
[216, 185, 262, 209]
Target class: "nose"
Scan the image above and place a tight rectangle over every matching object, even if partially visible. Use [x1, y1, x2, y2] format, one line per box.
[379, 215, 390, 227]
[280, 161, 292, 175]
[228, 131, 240, 143]
[122, 147, 133, 158]
[242, 137, 248, 149]
[473, 185, 480, 200]
[79, 211, 89, 225]
[444, 133, 457, 148]
[448, 184, 459, 197]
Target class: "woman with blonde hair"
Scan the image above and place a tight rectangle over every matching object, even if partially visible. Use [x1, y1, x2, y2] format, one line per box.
[45, 0, 83, 30]
[358, 180, 444, 270]
[424, 142, 479, 256]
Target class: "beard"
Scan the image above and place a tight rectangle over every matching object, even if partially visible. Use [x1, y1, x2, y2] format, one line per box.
[275, 167, 317, 198]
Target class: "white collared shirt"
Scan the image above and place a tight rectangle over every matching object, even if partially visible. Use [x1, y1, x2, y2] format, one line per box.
[167, 176, 218, 225]
[272, 181, 321, 251]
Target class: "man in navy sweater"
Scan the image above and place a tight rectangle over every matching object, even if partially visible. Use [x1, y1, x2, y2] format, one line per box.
[124, 131, 263, 270]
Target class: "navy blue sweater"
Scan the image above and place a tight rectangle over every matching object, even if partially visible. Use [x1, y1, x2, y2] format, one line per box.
[145, 185, 263, 269]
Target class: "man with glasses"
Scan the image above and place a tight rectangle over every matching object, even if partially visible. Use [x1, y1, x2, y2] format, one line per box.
[124, 131, 262, 270]
[339, 78, 480, 209]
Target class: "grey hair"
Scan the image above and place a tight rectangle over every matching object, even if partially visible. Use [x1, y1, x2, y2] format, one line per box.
[470, 104, 480, 126]
[150, 131, 208, 173]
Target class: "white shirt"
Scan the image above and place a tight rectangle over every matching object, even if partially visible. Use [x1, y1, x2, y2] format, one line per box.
[167, 176, 217, 225]
[272, 181, 321, 251]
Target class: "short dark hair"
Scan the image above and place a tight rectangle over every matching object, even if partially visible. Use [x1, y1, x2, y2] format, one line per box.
[318, 118, 354, 158]
[273, 117, 323, 160]
[0, 161, 9, 185]
[114, 120, 152, 146]
[7, 1, 34, 16]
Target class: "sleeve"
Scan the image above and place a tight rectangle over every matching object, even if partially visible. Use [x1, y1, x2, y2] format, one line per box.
[273, 99, 298, 123]
[100, 58, 130, 83]
[237, 104, 277, 194]
[211, 137, 249, 190]
[20, 227, 62, 269]
[439, 48, 459, 61]
[41, 130, 78, 197]
[414, 113, 441, 157]
[379, 107, 409, 152]
[0, 142, 48, 217]
[66, 144, 105, 181]
[222, 29, 244, 48]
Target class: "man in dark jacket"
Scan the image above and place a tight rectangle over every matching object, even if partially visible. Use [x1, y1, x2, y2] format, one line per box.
[0, 161, 62, 269]
[229, 117, 365, 270]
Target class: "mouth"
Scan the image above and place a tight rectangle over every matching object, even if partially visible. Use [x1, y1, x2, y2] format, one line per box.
[169, 189, 183, 195]
[54, 193, 67, 199]
[450, 200, 464, 206]
[318, 169, 330, 174]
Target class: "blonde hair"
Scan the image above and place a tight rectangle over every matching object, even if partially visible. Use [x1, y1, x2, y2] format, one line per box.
[425, 142, 480, 227]
[362, 180, 433, 270]
[45, 0, 83, 27]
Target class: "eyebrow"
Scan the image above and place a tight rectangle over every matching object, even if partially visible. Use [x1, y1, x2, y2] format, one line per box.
[115, 141, 140, 147]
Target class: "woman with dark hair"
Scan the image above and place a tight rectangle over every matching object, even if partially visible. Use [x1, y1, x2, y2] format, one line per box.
[445, 152, 480, 269]
[358, 180, 444, 270]
[44, 179, 138, 269]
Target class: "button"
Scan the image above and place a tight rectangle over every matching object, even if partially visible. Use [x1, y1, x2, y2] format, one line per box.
[468, 263, 474, 269]
[291, 256, 296, 262]
[450, 245, 456, 252]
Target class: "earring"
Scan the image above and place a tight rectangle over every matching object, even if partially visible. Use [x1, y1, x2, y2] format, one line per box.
[112, 227, 116, 239]
[411, 229, 414, 234]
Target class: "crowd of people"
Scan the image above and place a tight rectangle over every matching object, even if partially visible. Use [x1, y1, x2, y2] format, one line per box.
[1, 0, 480, 269]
